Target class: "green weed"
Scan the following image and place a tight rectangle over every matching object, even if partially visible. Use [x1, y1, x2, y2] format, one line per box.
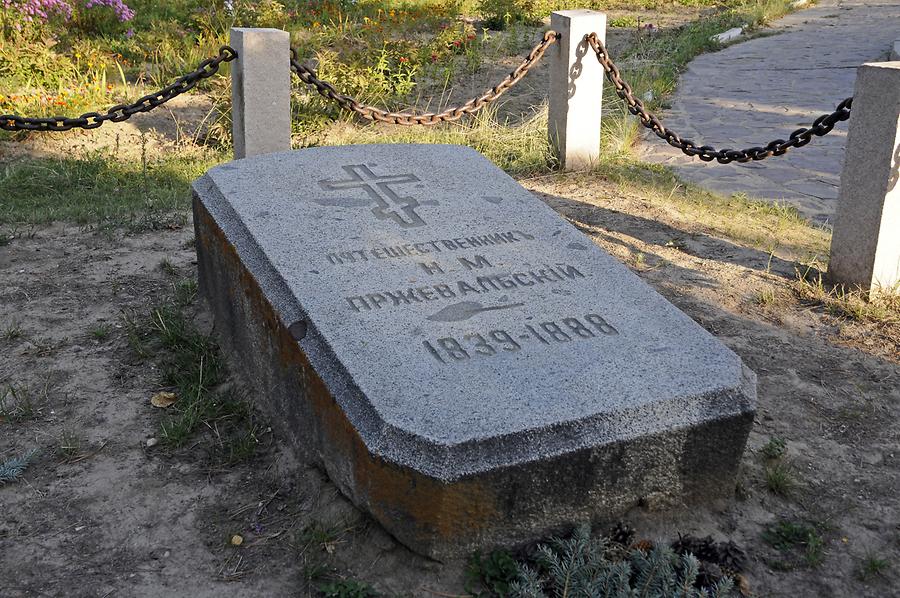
[57, 428, 83, 460]
[319, 580, 379, 598]
[0, 383, 40, 423]
[2, 320, 23, 341]
[466, 549, 519, 597]
[763, 519, 826, 569]
[89, 322, 112, 341]
[761, 436, 787, 460]
[764, 460, 796, 497]
[298, 520, 345, 554]
[756, 289, 777, 307]
[174, 278, 198, 307]
[857, 554, 890, 581]
[158, 258, 178, 276]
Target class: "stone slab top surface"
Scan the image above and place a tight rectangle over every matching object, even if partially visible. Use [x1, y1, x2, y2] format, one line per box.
[195, 144, 755, 480]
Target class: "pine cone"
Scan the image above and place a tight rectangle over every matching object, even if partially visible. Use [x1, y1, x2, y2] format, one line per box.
[671, 533, 696, 556]
[671, 534, 717, 562]
[609, 521, 636, 547]
[715, 540, 748, 573]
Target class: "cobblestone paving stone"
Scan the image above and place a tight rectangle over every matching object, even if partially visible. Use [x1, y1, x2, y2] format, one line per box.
[639, 0, 900, 224]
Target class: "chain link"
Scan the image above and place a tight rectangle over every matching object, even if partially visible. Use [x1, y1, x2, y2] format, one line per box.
[586, 33, 852, 164]
[3, 32, 853, 162]
[290, 31, 558, 126]
[0, 46, 237, 133]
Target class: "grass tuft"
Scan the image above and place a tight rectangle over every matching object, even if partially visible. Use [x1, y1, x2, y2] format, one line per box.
[761, 436, 787, 460]
[763, 519, 825, 569]
[796, 268, 900, 326]
[319, 579, 379, 598]
[857, 554, 890, 581]
[89, 322, 112, 341]
[764, 460, 796, 497]
[2, 320, 23, 341]
[123, 282, 259, 462]
[0, 383, 39, 423]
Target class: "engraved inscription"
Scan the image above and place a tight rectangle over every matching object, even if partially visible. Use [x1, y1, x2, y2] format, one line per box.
[419, 261, 444, 275]
[422, 314, 619, 364]
[325, 230, 530, 265]
[319, 164, 432, 228]
[458, 255, 492, 270]
[344, 264, 586, 312]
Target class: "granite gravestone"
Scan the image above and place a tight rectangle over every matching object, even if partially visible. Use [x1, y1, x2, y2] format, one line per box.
[193, 144, 756, 558]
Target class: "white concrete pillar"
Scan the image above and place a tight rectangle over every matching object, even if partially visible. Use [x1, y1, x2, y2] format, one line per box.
[828, 61, 900, 292]
[548, 10, 606, 171]
[230, 27, 291, 159]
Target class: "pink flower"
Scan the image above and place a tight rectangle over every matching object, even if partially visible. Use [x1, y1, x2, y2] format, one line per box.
[83, 0, 135, 22]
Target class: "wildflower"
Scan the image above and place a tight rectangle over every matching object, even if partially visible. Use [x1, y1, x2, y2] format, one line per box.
[83, 0, 135, 22]
[125, 27, 134, 38]
[398, 57, 408, 63]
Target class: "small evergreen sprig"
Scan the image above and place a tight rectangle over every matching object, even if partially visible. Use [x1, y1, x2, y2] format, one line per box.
[509, 524, 736, 598]
[0, 448, 39, 485]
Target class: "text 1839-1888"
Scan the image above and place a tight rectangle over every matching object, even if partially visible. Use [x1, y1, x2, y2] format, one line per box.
[422, 314, 618, 364]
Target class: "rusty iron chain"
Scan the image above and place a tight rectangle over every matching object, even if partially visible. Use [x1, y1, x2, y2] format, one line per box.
[290, 30, 558, 126]
[0, 46, 237, 133]
[586, 33, 852, 164]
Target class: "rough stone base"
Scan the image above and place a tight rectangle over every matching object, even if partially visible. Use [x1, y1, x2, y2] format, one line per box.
[194, 195, 754, 559]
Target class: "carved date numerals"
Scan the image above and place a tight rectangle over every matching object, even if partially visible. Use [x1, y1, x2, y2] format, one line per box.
[422, 314, 618, 364]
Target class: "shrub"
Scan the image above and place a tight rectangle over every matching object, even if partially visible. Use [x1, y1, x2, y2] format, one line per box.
[510, 525, 736, 597]
[1, 0, 134, 35]
[478, 0, 539, 30]
[1, 0, 72, 25]
[74, 0, 135, 35]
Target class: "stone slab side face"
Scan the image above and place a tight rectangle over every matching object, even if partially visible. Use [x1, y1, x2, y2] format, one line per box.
[193, 144, 756, 558]
[548, 10, 606, 171]
[829, 62, 900, 291]
[230, 27, 291, 159]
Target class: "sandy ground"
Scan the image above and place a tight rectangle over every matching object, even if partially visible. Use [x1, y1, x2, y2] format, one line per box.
[2, 11, 899, 597]
[1, 174, 898, 596]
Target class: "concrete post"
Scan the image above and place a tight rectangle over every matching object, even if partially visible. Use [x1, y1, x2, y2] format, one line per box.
[828, 62, 900, 293]
[230, 27, 292, 159]
[548, 10, 606, 171]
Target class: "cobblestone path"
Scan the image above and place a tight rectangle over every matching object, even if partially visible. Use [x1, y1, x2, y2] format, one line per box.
[639, 0, 900, 224]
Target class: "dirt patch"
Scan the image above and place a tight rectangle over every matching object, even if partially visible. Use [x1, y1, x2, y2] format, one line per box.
[1, 171, 898, 597]
[0, 93, 218, 164]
